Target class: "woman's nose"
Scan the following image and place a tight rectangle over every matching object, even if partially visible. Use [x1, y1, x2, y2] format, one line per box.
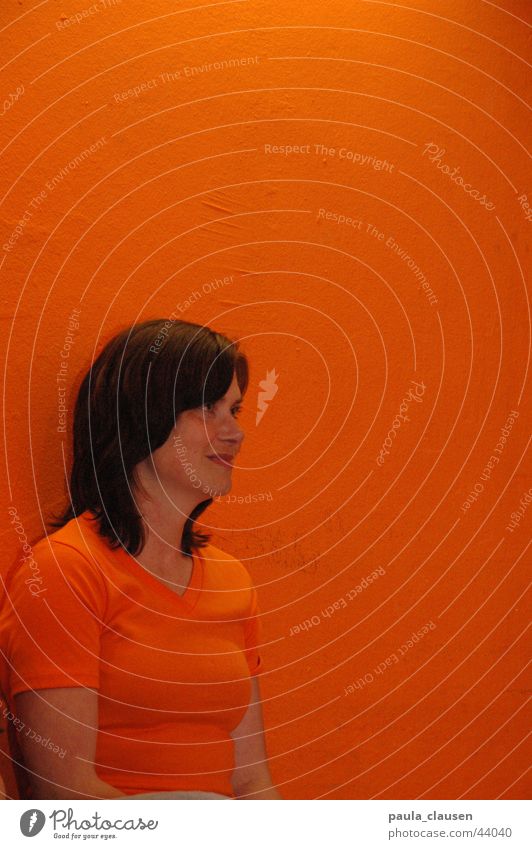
[219, 417, 244, 446]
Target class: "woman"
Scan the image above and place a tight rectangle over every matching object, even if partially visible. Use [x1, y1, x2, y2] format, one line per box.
[0, 318, 281, 800]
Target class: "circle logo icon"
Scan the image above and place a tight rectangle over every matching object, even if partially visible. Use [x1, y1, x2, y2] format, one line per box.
[20, 809, 46, 836]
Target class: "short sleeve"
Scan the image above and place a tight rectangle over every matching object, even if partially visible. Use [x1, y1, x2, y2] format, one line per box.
[2, 540, 107, 697]
[243, 584, 263, 676]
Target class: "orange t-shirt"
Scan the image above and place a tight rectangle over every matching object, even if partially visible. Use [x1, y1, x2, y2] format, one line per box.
[0, 512, 263, 798]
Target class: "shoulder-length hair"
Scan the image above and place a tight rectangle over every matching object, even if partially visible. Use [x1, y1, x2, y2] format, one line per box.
[50, 318, 249, 556]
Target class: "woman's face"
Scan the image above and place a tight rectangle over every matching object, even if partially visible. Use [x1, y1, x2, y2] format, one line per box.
[140, 372, 245, 504]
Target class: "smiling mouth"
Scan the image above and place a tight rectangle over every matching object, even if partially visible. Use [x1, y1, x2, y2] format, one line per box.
[207, 454, 234, 468]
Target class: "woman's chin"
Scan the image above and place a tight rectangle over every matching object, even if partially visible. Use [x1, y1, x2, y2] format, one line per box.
[194, 475, 232, 499]
[212, 477, 232, 497]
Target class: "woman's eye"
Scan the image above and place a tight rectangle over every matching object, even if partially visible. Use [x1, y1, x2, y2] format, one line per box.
[199, 402, 242, 417]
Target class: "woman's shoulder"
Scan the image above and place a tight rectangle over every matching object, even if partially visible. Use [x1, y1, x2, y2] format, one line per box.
[6, 512, 109, 592]
[199, 543, 256, 591]
[1, 514, 109, 623]
[31, 513, 104, 563]
[42, 510, 100, 547]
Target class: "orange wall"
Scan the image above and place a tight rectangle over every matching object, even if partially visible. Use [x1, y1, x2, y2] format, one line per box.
[1, 1, 530, 799]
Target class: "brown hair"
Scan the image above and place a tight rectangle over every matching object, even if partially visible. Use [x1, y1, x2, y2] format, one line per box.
[50, 318, 249, 556]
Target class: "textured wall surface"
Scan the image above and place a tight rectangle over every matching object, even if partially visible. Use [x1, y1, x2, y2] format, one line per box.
[0, 0, 530, 800]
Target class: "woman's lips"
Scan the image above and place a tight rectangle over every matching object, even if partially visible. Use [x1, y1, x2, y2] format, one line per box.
[207, 455, 233, 468]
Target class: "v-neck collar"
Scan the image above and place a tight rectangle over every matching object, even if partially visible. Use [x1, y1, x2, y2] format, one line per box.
[120, 547, 204, 611]
[79, 512, 204, 611]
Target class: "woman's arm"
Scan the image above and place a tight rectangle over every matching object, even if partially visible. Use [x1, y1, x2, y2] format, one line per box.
[230, 675, 282, 799]
[14, 687, 125, 799]
[14, 688, 232, 800]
